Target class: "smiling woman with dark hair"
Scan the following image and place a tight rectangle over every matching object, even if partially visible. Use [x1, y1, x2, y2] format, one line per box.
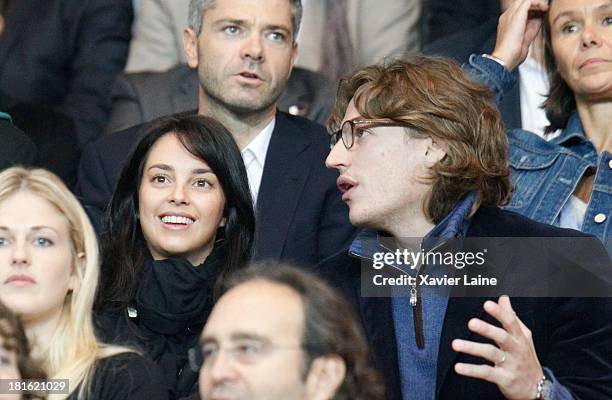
[96, 114, 255, 399]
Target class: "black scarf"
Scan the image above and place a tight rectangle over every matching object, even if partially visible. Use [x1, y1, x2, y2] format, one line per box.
[134, 242, 225, 399]
[135, 242, 224, 336]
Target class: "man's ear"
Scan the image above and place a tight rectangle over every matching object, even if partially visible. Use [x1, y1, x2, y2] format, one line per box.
[290, 41, 299, 69]
[305, 355, 346, 400]
[183, 27, 200, 69]
[424, 138, 446, 168]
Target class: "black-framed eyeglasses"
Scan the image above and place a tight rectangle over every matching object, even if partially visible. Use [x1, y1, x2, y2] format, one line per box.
[330, 118, 415, 150]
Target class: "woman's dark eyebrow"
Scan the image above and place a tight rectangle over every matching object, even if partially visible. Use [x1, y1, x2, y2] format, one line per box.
[191, 168, 214, 175]
[552, 10, 578, 25]
[553, 3, 612, 25]
[147, 164, 173, 172]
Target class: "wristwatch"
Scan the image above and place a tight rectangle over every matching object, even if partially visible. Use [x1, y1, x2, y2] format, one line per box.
[535, 371, 553, 400]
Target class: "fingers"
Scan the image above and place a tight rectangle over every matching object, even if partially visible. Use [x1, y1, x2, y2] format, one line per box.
[507, 0, 548, 14]
[492, 0, 549, 70]
[452, 339, 504, 365]
[528, 0, 549, 13]
[484, 296, 523, 338]
[516, 312, 533, 338]
[454, 296, 543, 399]
[454, 362, 500, 384]
[467, 317, 512, 349]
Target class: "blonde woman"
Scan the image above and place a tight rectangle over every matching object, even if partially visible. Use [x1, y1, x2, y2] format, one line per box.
[0, 167, 168, 400]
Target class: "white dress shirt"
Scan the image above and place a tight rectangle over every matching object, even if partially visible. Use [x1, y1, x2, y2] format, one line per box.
[518, 51, 550, 138]
[241, 118, 275, 203]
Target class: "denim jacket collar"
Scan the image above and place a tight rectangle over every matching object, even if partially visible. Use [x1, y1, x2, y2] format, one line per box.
[550, 112, 600, 164]
[549, 112, 587, 146]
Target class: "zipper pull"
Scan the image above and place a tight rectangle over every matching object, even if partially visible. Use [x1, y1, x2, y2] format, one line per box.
[410, 287, 417, 307]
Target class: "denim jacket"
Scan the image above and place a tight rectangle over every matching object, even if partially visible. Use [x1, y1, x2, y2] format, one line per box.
[465, 55, 611, 250]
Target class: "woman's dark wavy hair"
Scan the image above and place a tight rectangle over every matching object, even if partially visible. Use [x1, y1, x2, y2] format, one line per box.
[541, 0, 576, 133]
[97, 115, 255, 309]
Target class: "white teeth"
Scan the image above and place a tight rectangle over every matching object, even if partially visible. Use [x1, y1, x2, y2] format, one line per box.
[161, 215, 195, 225]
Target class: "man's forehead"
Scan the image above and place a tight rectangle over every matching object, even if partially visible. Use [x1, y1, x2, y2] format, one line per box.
[203, 0, 293, 29]
[203, 280, 305, 340]
[341, 99, 363, 124]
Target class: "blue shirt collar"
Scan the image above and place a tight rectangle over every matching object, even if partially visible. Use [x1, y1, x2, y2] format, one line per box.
[350, 192, 477, 259]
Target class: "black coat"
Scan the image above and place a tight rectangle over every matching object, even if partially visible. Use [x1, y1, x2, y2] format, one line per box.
[317, 207, 612, 400]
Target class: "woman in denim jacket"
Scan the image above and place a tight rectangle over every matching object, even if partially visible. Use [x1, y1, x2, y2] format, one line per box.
[465, 0, 611, 251]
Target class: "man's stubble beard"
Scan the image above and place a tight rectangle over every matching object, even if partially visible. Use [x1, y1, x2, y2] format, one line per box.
[198, 65, 288, 117]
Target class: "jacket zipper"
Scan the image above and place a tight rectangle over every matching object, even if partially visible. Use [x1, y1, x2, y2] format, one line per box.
[351, 239, 445, 350]
[411, 240, 446, 350]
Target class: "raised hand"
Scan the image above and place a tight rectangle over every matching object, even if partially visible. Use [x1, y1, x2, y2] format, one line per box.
[452, 296, 544, 400]
[491, 0, 549, 71]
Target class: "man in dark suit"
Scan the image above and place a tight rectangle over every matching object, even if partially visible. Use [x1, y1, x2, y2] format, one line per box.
[319, 56, 612, 400]
[77, 0, 355, 267]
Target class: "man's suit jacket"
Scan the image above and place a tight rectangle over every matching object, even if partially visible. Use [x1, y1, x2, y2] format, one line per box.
[317, 207, 612, 400]
[105, 65, 335, 132]
[423, 18, 522, 130]
[78, 111, 355, 267]
[0, 0, 133, 148]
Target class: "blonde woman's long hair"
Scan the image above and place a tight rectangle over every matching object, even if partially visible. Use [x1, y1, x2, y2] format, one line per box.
[0, 167, 132, 399]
